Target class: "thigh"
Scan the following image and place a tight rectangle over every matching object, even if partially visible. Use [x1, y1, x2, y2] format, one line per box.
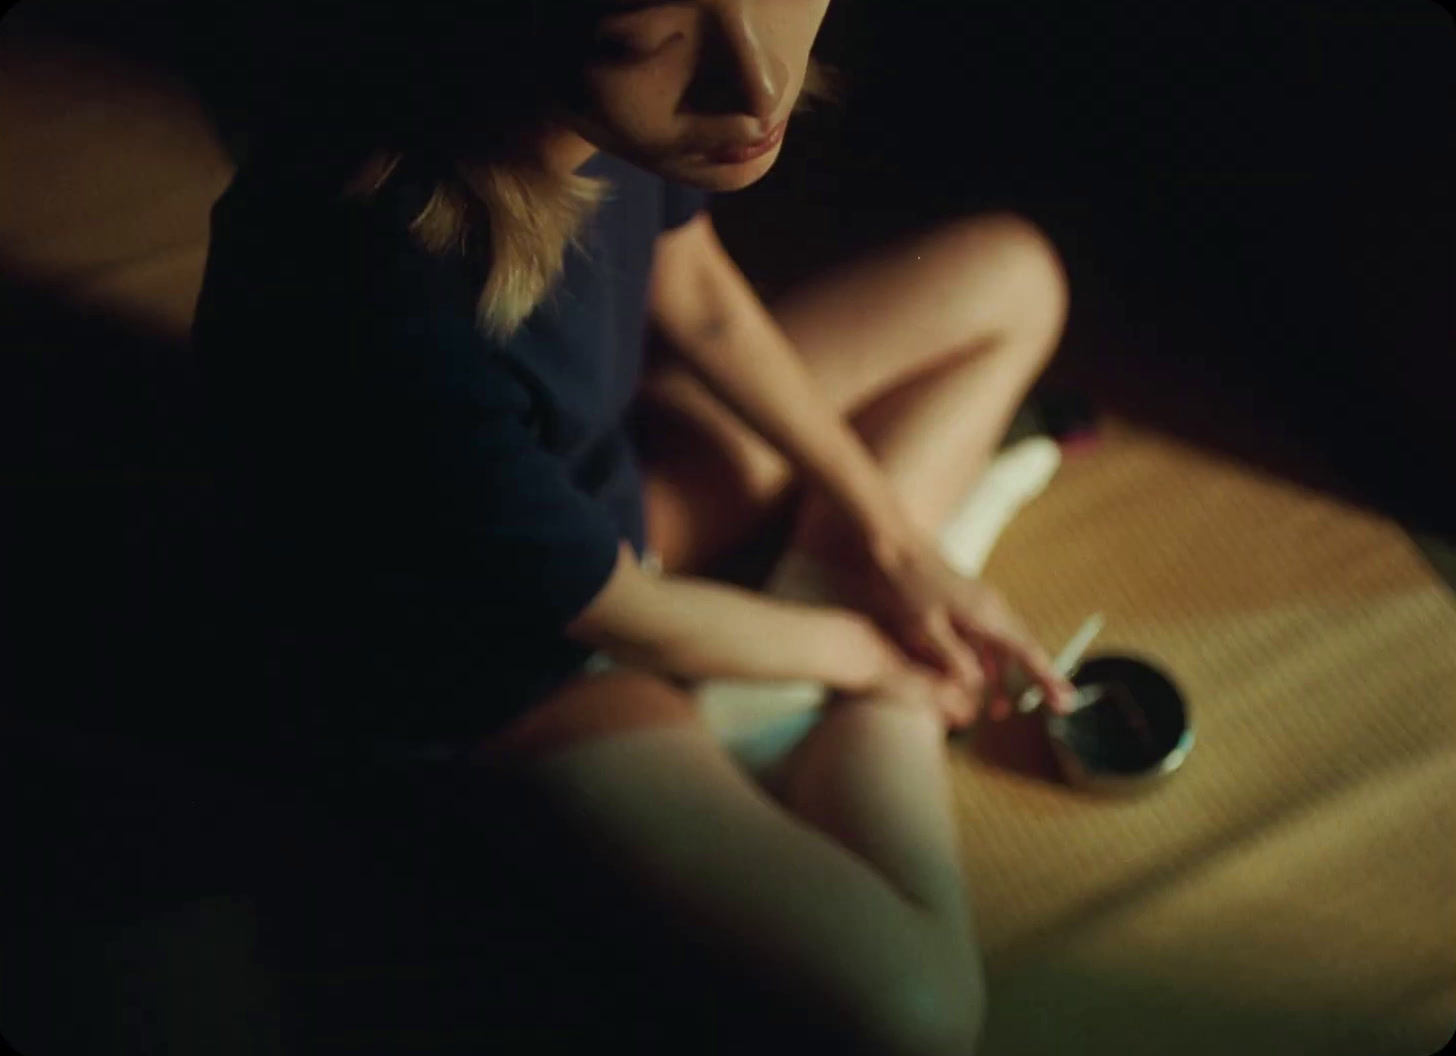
[273, 673, 973, 1053]
[480, 672, 964, 1051]
[766, 214, 1038, 413]
[263, 673, 714, 1052]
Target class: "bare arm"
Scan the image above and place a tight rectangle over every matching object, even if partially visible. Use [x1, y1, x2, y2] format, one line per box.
[648, 212, 919, 571]
[566, 541, 902, 692]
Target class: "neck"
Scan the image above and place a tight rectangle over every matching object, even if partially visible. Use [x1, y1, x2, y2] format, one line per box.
[535, 122, 600, 176]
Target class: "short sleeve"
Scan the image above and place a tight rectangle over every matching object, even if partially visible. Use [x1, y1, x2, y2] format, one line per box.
[195, 171, 627, 744]
[661, 180, 709, 232]
[377, 311, 624, 635]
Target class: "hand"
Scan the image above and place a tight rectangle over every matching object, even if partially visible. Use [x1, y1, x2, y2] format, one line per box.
[831, 613, 982, 730]
[831, 533, 1078, 719]
[867, 662, 982, 732]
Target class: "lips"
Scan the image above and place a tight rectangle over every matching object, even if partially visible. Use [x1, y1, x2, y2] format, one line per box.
[703, 119, 788, 165]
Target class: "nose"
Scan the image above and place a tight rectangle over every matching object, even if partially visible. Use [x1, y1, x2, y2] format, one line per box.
[692, 7, 789, 128]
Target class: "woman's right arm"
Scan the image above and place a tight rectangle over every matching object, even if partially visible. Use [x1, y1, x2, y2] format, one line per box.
[566, 541, 906, 694]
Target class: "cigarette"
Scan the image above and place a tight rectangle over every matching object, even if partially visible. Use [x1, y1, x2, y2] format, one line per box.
[1017, 612, 1106, 714]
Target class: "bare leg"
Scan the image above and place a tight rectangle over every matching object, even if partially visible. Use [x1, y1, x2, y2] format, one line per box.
[637, 212, 1068, 579]
[633, 215, 1069, 1053]
[774, 693, 979, 946]
[486, 671, 987, 1054]
[789, 325, 1060, 563]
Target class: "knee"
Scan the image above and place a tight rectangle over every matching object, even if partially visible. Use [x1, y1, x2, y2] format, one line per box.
[951, 211, 1070, 361]
[871, 948, 988, 1056]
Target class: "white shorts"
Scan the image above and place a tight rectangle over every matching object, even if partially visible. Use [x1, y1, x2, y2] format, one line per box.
[577, 545, 831, 784]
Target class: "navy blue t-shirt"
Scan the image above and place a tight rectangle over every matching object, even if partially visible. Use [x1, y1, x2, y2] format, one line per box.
[193, 150, 707, 750]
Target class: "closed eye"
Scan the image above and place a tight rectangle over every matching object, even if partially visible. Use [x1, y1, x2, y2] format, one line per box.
[592, 30, 687, 65]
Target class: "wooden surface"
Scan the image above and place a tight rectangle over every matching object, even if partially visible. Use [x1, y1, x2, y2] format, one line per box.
[956, 416, 1456, 1056]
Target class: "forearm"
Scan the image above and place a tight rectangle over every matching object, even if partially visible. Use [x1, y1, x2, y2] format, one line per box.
[650, 218, 919, 570]
[595, 572, 891, 691]
[677, 315, 912, 564]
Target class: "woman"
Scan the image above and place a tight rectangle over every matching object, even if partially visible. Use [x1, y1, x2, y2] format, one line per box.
[194, 0, 1078, 1051]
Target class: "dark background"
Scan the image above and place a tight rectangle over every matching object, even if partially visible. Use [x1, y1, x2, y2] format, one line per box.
[712, 0, 1454, 538]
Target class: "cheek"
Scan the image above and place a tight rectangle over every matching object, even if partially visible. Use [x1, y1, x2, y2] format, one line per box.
[588, 81, 683, 149]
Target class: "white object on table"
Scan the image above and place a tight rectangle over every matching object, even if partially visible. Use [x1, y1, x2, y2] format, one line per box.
[1016, 611, 1107, 714]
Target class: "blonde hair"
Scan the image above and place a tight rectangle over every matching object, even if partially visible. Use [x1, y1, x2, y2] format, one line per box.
[334, 57, 844, 344]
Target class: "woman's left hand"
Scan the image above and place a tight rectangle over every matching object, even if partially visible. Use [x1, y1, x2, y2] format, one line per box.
[829, 533, 1078, 720]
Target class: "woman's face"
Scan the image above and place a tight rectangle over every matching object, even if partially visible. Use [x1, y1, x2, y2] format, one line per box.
[558, 0, 833, 192]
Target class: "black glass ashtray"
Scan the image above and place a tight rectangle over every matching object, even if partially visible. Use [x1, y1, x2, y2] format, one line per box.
[1045, 653, 1194, 793]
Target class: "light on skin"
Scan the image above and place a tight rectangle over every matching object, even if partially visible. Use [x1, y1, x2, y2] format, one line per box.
[537, 0, 832, 191]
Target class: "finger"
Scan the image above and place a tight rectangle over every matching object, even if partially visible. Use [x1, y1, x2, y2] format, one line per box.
[936, 680, 975, 730]
[948, 595, 1077, 714]
[931, 605, 978, 696]
[977, 648, 1010, 722]
[943, 663, 979, 728]
[957, 684, 981, 728]
[1004, 638, 1077, 714]
[925, 608, 981, 693]
[955, 634, 1007, 723]
[990, 679, 1013, 722]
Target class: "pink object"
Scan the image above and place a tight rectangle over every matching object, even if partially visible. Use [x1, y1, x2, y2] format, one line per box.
[1058, 430, 1101, 456]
